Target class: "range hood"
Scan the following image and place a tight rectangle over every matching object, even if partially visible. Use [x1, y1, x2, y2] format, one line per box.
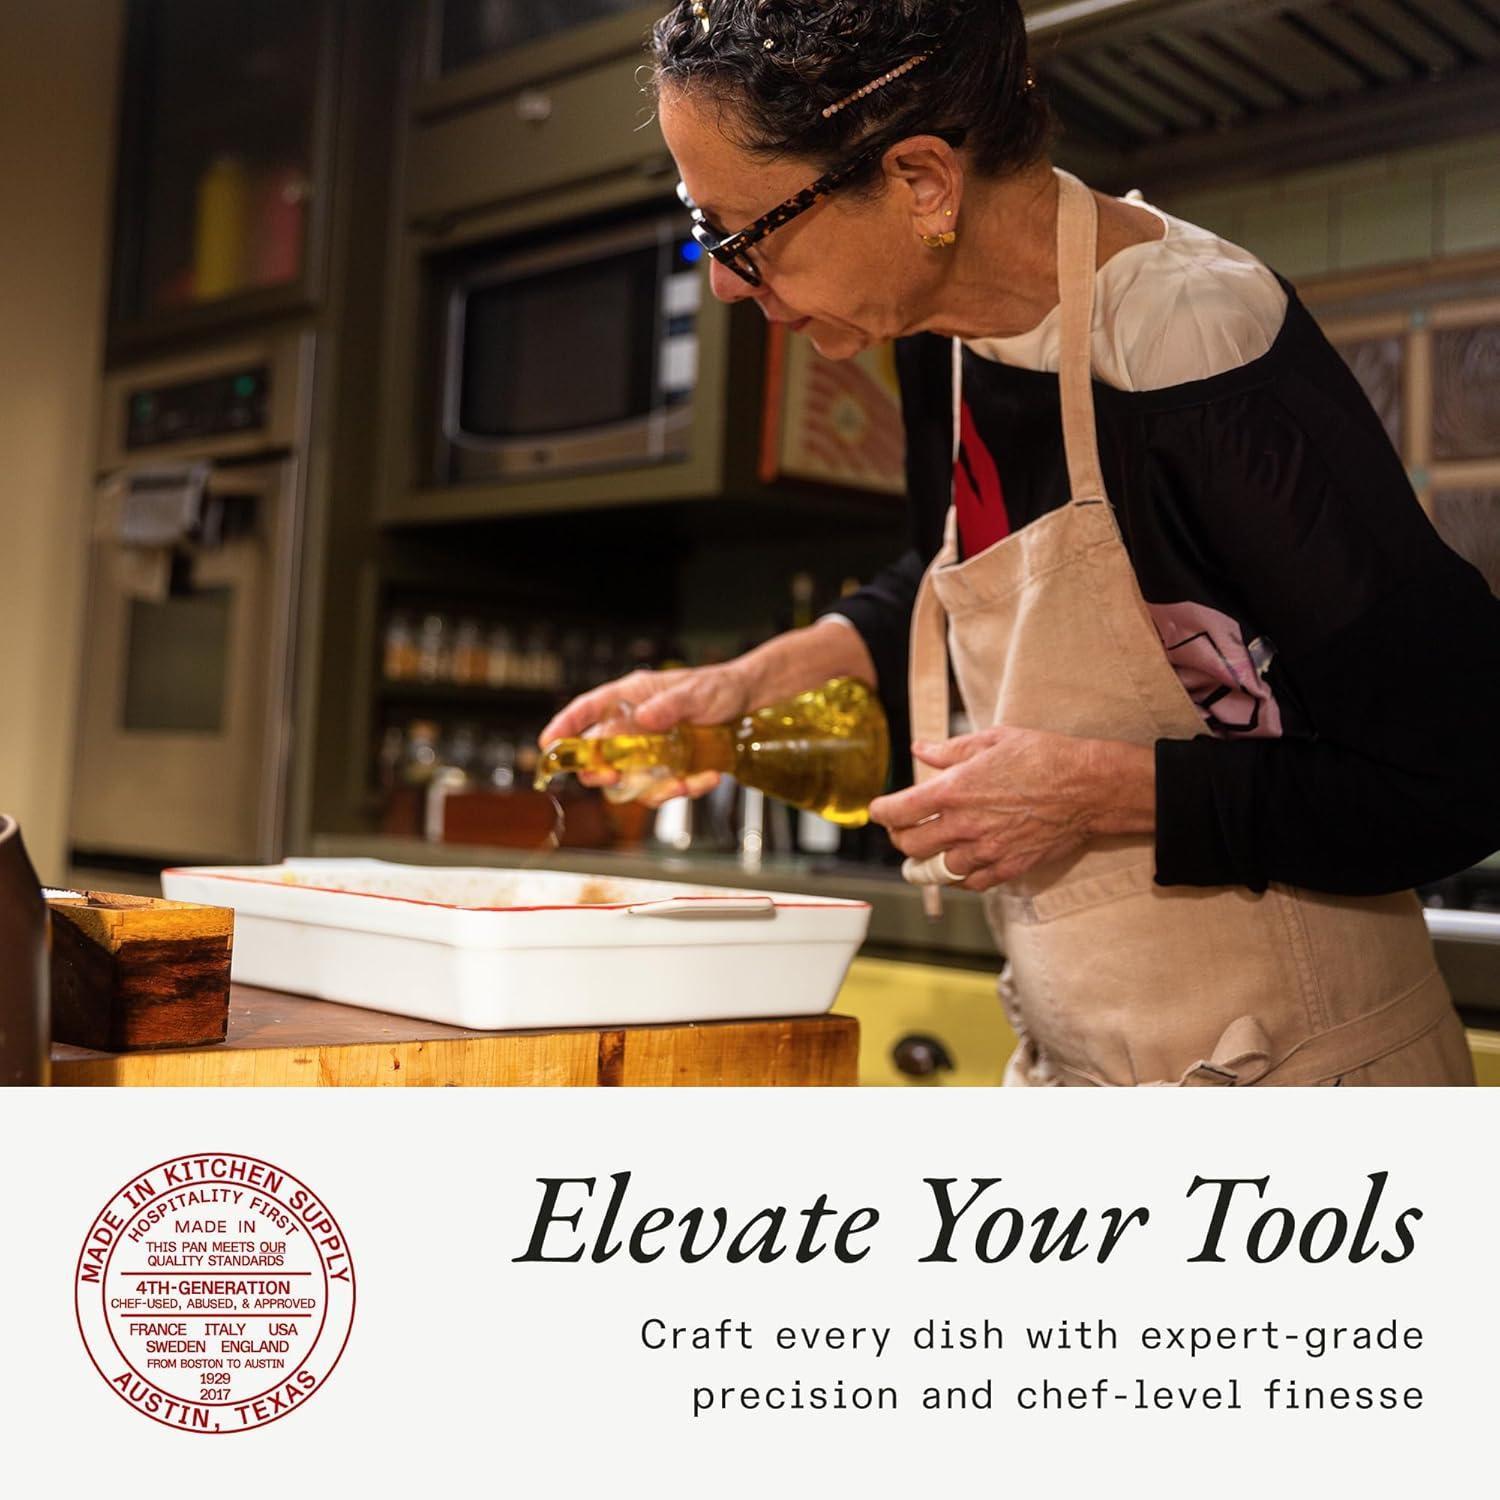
[1025, 0, 1500, 192]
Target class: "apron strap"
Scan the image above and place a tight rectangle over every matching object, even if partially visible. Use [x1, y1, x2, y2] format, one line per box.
[907, 509, 958, 918]
[1054, 171, 1108, 505]
[909, 510, 957, 768]
[902, 172, 1103, 918]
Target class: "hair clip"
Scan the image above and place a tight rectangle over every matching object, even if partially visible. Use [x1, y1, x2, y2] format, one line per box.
[691, 1, 710, 33]
[821, 53, 931, 120]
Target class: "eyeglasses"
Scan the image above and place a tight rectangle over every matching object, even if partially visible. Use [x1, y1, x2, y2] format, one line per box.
[677, 127, 968, 288]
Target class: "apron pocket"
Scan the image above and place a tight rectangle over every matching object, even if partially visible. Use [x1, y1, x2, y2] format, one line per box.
[993, 870, 1321, 1087]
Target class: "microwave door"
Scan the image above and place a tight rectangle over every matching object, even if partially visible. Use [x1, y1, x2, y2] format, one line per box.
[69, 459, 301, 865]
[438, 218, 695, 485]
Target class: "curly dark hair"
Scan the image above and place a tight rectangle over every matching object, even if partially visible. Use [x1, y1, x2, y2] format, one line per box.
[651, 1, 1050, 188]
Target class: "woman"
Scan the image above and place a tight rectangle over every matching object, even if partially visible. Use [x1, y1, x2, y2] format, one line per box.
[542, 0, 1500, 1086]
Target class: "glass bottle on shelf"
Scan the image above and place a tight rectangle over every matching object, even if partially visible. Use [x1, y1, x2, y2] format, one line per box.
[383, 613, 418, 682]
[514, 731, 541, 785]
[450, 618, 486, 685]
[193, 155, 250, 301]
[478, 732, 517, 791]
[625, 634, 660, 674]
[424, 725, 472, 844]
[400, 720, 442, 784]
[485, 624, 517, 689]
[441, 722, 481, 775]
[790, 572, 816, 630]
[541, 629, 564, 692]
[589, 631, 620, 686]
[416, 613, 451, 684]
[516, 627, 539, 689]
[249, 165, 309, 288]
[559, 629, 590, 695]
[517, 626, 556, 690]
[510, 629, 534, 689]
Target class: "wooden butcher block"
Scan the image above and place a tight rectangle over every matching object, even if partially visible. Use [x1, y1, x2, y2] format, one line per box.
[48, 891, 233, 1051]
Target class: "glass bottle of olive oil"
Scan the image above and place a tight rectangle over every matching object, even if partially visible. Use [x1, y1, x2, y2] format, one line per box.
[535, 677, 889, 828]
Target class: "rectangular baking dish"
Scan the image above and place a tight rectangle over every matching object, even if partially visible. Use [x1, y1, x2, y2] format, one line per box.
[160, 860, 870, 1031]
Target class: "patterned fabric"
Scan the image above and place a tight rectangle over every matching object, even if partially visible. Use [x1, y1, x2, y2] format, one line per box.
[1147, 600, 1282, 740]
[954, 400, 1009, 556]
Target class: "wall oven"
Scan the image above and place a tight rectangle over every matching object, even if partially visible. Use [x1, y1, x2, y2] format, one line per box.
[69, 332, 313, 872]
[430, 207, 704, 486]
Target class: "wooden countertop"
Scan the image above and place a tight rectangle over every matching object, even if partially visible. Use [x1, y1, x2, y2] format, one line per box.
[50, 984, 859, 1088]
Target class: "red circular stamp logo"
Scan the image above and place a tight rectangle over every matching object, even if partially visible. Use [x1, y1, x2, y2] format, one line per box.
[75, 1153, 355, 1434]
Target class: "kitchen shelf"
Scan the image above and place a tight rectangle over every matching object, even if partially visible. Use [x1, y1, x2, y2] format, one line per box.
[376, 680, 562, 706]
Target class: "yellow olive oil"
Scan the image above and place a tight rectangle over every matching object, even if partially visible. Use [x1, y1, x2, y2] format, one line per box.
[536, 677, 889, 827]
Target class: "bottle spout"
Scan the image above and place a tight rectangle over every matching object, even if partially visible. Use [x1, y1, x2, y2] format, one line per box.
[534, 739, 586, 793]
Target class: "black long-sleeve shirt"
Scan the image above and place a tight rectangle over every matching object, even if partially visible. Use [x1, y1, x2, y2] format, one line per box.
[833, 286, 1500, 896]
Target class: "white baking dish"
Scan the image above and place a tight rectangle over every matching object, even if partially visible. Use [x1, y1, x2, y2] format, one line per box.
[160, 860, 870, 1031]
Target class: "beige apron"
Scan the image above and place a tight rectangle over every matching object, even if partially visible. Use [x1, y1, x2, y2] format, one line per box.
[907, 172, 1474, 1088]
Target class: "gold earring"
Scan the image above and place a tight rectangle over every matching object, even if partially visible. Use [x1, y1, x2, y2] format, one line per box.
[922, 230, 958, 249]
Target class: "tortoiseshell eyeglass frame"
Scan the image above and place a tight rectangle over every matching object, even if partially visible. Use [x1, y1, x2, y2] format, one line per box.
[676, 127, 968, 287]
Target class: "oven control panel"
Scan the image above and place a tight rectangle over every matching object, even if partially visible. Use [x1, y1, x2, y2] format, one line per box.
[124, 365, 271, 450]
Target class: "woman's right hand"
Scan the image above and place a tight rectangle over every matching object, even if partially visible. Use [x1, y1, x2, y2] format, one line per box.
[538, 661, 758, 806]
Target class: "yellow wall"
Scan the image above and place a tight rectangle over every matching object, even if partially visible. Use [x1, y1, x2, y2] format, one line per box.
[0, 3, 122, 882]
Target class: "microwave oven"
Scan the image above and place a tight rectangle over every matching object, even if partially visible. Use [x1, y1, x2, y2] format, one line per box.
[430, 208, 704, 486]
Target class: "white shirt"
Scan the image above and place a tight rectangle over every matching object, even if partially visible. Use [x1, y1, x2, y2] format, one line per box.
[821, 191, 1289, 648]
[962, 193, 1288, 392]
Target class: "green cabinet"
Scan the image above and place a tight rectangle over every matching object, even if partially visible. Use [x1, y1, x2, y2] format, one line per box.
[413, 2, 662, 119]
[431, 0, 644, 76]
[406, 51, 670, 227]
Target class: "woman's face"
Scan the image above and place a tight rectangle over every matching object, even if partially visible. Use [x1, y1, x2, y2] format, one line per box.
[658, 85, 952, 361]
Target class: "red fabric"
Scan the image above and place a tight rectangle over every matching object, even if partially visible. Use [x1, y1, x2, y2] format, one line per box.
[954, 398, 1009, 556]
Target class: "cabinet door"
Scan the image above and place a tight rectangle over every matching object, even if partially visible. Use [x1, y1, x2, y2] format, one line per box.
[1427, 313, 1500, 594]
[1325, 297, 1500, 595]
[110, 0, 335, 346]
[837, 959, 1019, 1088]
[406, 53, 672, 223]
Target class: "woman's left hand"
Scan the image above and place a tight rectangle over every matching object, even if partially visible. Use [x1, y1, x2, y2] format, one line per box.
[868, 727, 1157, 893]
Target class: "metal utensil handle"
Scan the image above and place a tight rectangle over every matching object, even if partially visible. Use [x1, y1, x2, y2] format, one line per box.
[625, 897, 777, 919]
[1425, 909, 1500, 945]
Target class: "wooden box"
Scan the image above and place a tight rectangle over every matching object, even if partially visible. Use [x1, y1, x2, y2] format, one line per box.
[48, 892, 233, 1052]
